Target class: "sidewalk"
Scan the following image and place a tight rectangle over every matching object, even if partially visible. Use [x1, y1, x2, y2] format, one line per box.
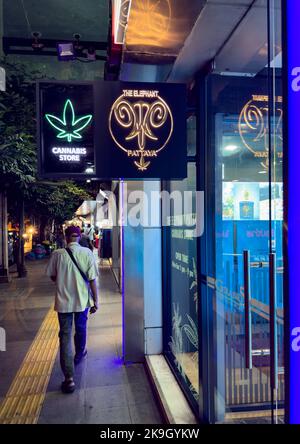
[0, 258, 163, 424]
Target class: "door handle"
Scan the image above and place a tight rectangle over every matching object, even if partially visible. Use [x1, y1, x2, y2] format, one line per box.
[269, 252, 278, 390]
[243, 250, 252, 370]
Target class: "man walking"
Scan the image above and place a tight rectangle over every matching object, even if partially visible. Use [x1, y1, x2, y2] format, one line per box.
[46, 226, 99, 394]
[85, 224, 95, 247]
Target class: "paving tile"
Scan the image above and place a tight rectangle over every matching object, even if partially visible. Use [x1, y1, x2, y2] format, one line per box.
[38, 389, 86, 424]
[0, 340, 32, 396]
[88, 326, 117, 338]
[125, 381, 158, 406]
[84, 362, 127, 389]
[84, 385, 128, 410]
[123, 364, 150, 385]
[86, 354, 124, 369]
[84, 405, 132, 424]
[0, 262, 163, 425]
[128, 402, 163, 424]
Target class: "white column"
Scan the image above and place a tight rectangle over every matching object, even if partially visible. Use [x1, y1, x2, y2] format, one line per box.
[143, 181, 162, 355]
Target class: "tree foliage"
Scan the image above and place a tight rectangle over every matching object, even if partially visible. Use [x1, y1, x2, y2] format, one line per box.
[0, 58, 93, 224]
[28, 181, 91, 224]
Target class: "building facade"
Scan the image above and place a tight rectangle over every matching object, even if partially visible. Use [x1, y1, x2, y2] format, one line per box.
[161, 0, 285, 424]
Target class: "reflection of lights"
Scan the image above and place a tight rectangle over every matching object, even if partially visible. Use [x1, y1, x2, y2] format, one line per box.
[86, 179, 91, 183]
[258, 171, 267, 174]
[126, 0, 172, 48]
[238, 96, 283, 157]
[57, 42, 75, 61]
[223, 145, 239, 152]
[85, 167, 94, 174]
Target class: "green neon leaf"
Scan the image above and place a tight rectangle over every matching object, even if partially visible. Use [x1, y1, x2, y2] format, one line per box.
[45, 99, 92, 143]
[69, 132, 82, 139]
[73, 115, 93, 133]
[57, 131, 69, 139]
[45, 114, 66, 132]
[63, 99, 75, 125]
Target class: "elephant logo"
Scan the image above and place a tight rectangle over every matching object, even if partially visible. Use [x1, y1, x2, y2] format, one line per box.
[109, 90, 174, 171]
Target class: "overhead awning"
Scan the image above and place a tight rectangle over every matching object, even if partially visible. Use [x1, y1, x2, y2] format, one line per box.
[75, 200, 96, 217]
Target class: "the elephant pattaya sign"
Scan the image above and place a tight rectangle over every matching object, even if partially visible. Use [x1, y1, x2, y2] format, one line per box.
[109, 88, 173, 172]
[37, 80, 187, 179]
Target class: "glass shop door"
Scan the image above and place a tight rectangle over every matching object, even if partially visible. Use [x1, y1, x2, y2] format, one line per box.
[198, 0, 284, 424]
[205, 71, 284, 424]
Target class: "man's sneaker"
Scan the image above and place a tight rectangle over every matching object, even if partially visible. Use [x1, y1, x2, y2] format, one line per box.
[61, 379, 75, 394]
[74, 350, 87, 365]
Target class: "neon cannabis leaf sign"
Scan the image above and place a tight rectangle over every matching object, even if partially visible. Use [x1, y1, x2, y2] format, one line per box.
[45, 99, 92, 142]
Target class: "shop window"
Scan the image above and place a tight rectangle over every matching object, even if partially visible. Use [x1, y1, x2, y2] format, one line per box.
[163, 162, 199, 408]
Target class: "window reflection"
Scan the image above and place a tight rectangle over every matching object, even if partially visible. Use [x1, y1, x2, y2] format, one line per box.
[165, 163, 199, 403]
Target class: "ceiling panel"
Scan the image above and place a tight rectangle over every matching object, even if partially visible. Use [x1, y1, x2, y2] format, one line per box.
[3, 0, 109, 42]
[168, 0, 255, 82]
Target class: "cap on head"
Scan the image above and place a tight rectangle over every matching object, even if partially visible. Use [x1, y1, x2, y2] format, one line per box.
[65, 226, 81, 238]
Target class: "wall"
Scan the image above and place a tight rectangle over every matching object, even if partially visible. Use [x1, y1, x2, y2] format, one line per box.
[121, 64, 163, 362]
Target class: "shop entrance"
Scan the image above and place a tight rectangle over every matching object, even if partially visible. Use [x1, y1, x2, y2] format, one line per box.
[204, 72, 284, 423]
[200, 2, 283, 424]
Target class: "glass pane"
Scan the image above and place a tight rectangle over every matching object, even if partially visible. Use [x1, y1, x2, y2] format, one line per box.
[164, 162, 199, 406]
[269, 0, 284, 423]
[207, 0, 279, 423]
[187, 115, 196, 156]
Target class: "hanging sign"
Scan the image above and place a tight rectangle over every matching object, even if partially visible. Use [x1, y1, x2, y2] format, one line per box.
[37, 80, 187, 179]
[37, 81, 95, 178]
[94, 80, 186, 179]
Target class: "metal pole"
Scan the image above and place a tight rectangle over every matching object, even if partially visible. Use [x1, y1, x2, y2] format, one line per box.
[17, 196, 27, 278]
[0, 190, 10, 283]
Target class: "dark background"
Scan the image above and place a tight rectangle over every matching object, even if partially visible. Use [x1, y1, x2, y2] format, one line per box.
[38, 80, 187, 180]
[38, 81, 95, 178]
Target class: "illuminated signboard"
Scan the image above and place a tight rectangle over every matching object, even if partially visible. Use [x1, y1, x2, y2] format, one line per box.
[38, 80, 187, 179]
[94, 80, 186, 179]
[286, 0, 300, 424]
[37, 81, 95, 178]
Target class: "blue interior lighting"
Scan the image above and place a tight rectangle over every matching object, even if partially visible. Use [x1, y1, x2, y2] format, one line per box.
[287, 0, 300, 425]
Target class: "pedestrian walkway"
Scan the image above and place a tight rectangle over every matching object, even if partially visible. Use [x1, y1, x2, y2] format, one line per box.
[0, 258, 163, 424]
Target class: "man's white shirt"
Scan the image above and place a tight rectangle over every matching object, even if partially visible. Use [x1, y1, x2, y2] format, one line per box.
[46, 242, 99, 313]
[85, 227, 95, 241]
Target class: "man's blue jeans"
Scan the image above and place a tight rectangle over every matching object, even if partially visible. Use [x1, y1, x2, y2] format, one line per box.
[57, 309, 89, 379]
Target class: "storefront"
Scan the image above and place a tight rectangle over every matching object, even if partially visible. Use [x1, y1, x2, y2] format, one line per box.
[163, 0, 284, 424]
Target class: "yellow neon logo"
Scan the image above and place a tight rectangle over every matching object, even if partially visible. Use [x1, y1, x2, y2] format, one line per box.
[109, 90, 174, 171]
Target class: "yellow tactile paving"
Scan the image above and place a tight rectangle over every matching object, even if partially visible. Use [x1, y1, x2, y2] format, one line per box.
[0, 307, 59, 424]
